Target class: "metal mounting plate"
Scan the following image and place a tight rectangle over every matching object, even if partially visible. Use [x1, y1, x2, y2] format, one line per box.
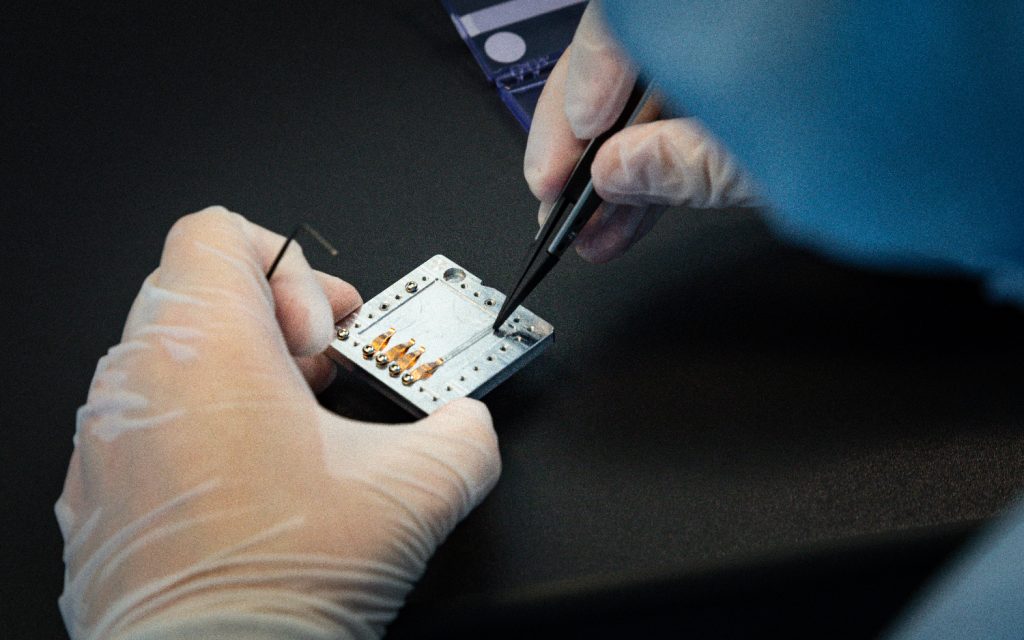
[326, 255, 554, 416]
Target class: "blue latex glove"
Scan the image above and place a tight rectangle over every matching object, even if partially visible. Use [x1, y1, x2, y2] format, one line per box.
[598, 1, 1024, 305]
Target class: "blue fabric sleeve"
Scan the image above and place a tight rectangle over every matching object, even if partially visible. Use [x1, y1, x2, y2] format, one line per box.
[601, 1, 1024, 306]
[883, 498, 1024, 639]
[599, 3, 1024, 636]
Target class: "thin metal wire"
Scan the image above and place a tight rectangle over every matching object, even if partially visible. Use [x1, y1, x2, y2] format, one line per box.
[439, 326, 493, 363]
[266, 222, 339, 279]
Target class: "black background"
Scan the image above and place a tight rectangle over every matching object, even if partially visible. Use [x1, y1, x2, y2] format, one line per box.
[4, 2, 1024, 638]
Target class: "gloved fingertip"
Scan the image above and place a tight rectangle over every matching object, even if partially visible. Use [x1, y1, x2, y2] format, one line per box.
[297, 354, 338, 394]
[277, 277, 335, 357]
[523, 139, 547, 200]
[575, 239, 625, 265]
[538, 201, 554, 226]
[524, 149, 572, 203]
[314, 271, 363, 322]
[573, 203, 650, 264]
[563, 35, 636, 140]
[564, 102, 605, 141]
[431, 398, 494, 436]
[430, 399, 499, 467]
[418, 398, 501, 501]
[590, 137, 642, 206]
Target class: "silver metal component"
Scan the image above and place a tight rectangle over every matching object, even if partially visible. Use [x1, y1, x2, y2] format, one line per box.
[326, 255, 554, 416]
[374, 352, 389, 368]
[337, 327, 349, 341]
[361, 345, 375, 359]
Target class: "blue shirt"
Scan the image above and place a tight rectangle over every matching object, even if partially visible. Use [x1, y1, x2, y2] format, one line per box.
[603, 1, 1024, 306]
[602, 2, 1024, 637]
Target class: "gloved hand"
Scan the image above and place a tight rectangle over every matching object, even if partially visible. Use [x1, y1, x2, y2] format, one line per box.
[524, 1, 759, 264]
[56, 207, 501, 640]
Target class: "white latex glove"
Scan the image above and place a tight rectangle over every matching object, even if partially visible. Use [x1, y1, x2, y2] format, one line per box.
[524, 1, 759, 263]
[56, 207, 501, 640]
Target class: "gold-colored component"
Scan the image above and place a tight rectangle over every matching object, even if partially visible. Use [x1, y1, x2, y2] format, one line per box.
[361, 344, 375, 359]
[405, 281, 418, 293]
[406, 358, 445, 384]
[374, 352, 389, 368]
[383, 339, 415, 362]
[370, 327, 396, 351]
[395, 345, 425, 370]
[337, 327, 349, 340]
[387, 362, 403, 377]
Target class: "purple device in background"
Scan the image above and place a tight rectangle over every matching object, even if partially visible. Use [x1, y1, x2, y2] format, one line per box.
[441, 0, 587, 130]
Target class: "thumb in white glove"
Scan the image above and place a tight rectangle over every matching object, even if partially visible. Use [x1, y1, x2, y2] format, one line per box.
[524, 1, 759, 264]
[56, 207, 501, 640]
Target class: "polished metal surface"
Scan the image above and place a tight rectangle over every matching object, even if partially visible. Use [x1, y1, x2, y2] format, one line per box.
[326, 254, 554, 415]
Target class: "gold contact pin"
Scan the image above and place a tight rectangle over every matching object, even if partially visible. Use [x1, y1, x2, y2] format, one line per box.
[370, 328, 396, 351]
[383, 338, 416, 362]
[395, 345, 426, 371]
[402, 357, 445, 385]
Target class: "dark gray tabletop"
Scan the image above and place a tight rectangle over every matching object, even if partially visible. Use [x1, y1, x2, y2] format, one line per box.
[4, 2, 1023, 637]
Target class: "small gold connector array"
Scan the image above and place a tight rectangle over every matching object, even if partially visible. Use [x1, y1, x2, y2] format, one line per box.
[358, 331, 447, 385]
